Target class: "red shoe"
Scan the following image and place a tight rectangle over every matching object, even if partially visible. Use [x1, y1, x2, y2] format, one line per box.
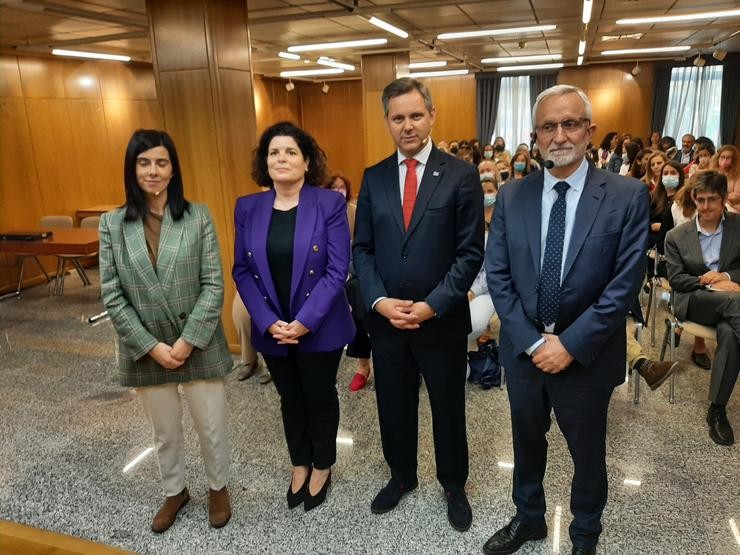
[349, 372, 368, 392]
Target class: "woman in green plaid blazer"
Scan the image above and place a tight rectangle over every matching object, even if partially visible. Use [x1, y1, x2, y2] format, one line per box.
[99, 130, 232, 533]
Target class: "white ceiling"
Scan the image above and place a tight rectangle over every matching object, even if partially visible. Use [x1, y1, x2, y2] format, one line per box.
[1, 0, 738, 78]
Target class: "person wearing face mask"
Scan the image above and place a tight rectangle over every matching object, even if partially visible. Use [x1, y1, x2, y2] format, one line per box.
[482, 144, 495, 161]
[510, 151, 532, 181]
[492, 136, 511, 165]
[686, 146, 714, 178]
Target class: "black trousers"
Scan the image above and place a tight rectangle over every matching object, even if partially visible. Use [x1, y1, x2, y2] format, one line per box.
[686, 290, 740, 405]
[506, 371, 613, 549]
[371, 335, 468, 491]
[262, 347, 343, 469]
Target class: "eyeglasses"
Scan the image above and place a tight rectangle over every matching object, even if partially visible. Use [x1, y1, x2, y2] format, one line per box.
[535, 118, 590, 137]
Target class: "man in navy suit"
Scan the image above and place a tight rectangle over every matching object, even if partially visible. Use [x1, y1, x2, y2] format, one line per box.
[353, 77, 483, 532]
[484, 85, 649, 555]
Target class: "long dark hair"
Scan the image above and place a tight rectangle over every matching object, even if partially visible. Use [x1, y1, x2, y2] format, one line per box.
[123, 129, 189, 222]
[251, 121, 328, 188]
[599, 131, 618, 151]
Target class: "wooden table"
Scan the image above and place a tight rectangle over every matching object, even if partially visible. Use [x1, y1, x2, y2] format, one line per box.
[75, 204, 119, 224]
[0, 228, 100, 299]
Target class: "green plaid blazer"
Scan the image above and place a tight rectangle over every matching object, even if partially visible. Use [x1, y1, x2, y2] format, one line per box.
[99, 203, 231, 387]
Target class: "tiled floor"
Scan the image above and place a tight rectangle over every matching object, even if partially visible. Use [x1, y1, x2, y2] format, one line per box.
[0, 271, 738, 554]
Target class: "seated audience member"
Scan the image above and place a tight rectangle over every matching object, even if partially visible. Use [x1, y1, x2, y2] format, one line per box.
[468, 176, 497, 345]
[647, 159, 670, 250]
[644, 150, 668, 191]
[713, 145, 740, 213]
[496, 159, 511, 185]
[627, 319, 678, 390]
[607, 141, 624, 173]
[667, 174, 711, 368]
[482, 143, 495, 161]
[660, 135, 676, 154]
[674, 133, 695, 166]
[596, 131, 619, 169]
[649, 131, 661, 150]
[665, 171, 740, 446]
[232, 292, 270, 383]
[437, 140, 450, 154]
[530, 144, 544, 167]
[510, 149, 532, 181]
[620, 141, 640, 175]
[449, 140, 460, 155]
[326, 174, 356, 238]
[686, 145, 714, 178]
[656, 160, 685, 254]
[492, 136, 511, 165]
[630, 148, 651, 180]
[471, 138, 481, 153]
[457, 146, 476, 165]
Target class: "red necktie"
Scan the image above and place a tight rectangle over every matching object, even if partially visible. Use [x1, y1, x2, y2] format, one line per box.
[402, 158, 419, 230]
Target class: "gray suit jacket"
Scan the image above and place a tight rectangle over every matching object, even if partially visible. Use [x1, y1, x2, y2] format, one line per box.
[664, 212, 740, 320]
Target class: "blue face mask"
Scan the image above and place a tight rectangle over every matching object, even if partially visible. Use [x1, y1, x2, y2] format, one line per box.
[513, 162, 526, 172]
[480, 172, 494, 182]
[484, 193, 497, 207]
[662, 175, 680, 189]
[483, 150, 493, 160]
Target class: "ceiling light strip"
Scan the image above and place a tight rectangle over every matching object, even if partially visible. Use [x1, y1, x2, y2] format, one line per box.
[278, 51, 300, 60]
[287, 38, 387, 53]
[577, 55, 584, 66]
[317, 57, 355, 71]
[368, 16, 408, 39]
[279, 68, 345, 77]
[408, 69, 469, 78]
[582, 0, 594, 24]
[601, 46, 691, 56]
[51, 48, 130, 62]
[617, 9, 740, 25]
[438, 24, 556, 40]
[408, 61, 448, 68]
[496, 63, 564, 72]
[482, 54, 562, 64]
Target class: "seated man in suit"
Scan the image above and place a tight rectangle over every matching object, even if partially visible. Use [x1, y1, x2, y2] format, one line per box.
[664, 170, 740, 445]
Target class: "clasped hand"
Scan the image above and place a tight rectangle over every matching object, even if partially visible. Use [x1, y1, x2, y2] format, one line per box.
[269, 320, 309, 344]
[375, 298, 434, 330]
[149, 338, 194, 370]
[700, 271, 740, 291]
[531, 333, 573, 374]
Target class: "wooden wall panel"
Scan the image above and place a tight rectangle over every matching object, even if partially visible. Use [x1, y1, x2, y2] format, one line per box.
[0, 56, 23, 98]
[0, 54, 164, 295]
[558, 62, 655, 142]
[253, 75, 302, 133]
[419, 75, 477, 143]
[146, 0, 208, 71]
[299, 80, 365, 190]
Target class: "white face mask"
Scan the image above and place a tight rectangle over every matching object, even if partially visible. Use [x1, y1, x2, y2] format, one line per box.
[662, 175, 679, 189]
[480, 172, 494, 182]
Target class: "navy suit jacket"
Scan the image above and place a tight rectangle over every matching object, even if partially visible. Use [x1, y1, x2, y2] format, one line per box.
[353, 146, 484, 342]
[486, 164, 649, 390]
[233, 185, 355, 356]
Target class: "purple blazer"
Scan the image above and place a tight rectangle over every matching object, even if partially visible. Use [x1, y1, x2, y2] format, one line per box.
[233, 185, 356, 356]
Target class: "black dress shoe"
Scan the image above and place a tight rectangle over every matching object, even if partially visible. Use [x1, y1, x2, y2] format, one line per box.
[371, 478, 418, 514]
[707, 405, 734, 446]
[572, 547, 597, 555]
[483, 517, 548, 555]
[304, 470, 331, 511]
[287, 468, 312, 509]
[691, 351, 711, 370]
[445, 489, 472, 531]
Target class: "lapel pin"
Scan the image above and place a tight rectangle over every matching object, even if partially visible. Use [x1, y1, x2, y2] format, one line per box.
[312, 245, 319, 252]
[433, 171, 440, 176]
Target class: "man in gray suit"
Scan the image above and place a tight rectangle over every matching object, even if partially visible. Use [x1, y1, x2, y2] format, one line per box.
[665, 170, 740, 446]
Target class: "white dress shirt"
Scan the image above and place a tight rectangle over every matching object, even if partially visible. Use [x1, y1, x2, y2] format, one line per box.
[526, 157, 589, 355]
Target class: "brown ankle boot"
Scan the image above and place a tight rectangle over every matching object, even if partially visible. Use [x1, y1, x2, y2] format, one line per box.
[635, 358, 679, 390]
[209, 486, 231, 528]
[151, 488, 190, 533]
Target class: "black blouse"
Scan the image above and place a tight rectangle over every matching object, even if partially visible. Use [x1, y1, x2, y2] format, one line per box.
[267, 206, 298, 321]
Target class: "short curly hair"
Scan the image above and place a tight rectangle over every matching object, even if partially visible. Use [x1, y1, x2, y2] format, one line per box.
[251, 121, 328, 188]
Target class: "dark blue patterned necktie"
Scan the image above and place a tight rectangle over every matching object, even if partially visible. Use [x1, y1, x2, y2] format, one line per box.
[538, 181, 570, 327]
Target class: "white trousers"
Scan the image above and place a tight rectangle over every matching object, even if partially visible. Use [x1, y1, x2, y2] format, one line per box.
[136, 379, 230, 496]
[468, 294, 496, 345]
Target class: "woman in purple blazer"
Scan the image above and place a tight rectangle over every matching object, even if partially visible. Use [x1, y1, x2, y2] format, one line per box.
[233, 122, 355, 511]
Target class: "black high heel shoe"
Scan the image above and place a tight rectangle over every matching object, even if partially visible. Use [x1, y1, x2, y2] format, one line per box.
[304, 469, 331, 512]
[287, 468, 312, 509]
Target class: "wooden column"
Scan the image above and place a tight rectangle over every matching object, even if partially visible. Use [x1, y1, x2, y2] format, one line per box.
[147, 0, 257, 350]
[361, 52, 409, 167]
